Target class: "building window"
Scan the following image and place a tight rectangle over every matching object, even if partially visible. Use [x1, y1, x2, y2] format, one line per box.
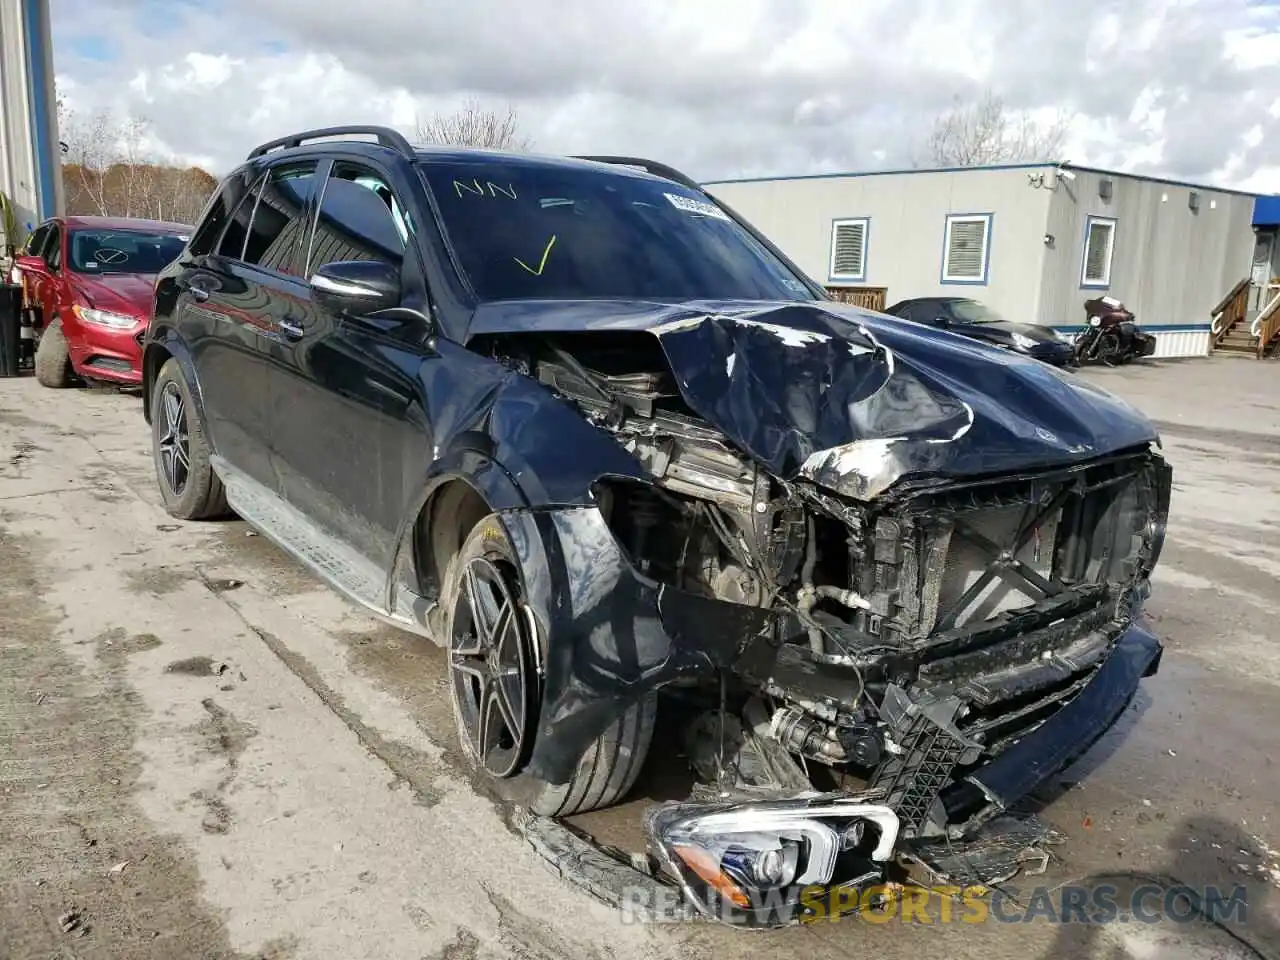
[1081, 216, 1116, 288]
[828, 218, 869, 282]
[941, 213, 992, 284]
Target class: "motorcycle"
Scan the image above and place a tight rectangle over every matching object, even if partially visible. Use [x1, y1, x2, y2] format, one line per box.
[1074, 296, 1157, 366]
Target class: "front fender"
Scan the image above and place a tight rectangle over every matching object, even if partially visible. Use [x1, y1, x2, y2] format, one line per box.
[384, 436, 531, 613]
[141, 327, 203, 426]
[502, 506, 778, 786]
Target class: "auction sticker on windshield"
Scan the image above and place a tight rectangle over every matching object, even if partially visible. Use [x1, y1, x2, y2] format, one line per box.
[665, 193, 731, 221]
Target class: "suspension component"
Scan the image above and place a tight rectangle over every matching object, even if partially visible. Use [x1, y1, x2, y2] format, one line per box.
[770, 707, 884, 768]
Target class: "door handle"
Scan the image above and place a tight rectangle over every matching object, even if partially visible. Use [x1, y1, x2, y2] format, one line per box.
[187, 283, 210, 303]
[279, 318, 304, 341]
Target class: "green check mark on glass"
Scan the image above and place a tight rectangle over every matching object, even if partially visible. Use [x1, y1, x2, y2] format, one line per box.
[515, 234, 557, 276]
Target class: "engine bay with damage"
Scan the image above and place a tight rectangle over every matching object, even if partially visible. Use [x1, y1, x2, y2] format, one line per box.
[478, 309, 1172, 927]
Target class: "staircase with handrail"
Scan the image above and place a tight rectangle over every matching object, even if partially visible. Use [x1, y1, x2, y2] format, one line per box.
[1211, 277, 1280, 358]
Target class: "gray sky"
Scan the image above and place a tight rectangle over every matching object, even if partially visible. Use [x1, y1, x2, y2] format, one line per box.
[52, 0, 1280, 189]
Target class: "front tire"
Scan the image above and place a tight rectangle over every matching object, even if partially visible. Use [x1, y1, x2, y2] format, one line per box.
[443, 514, 655, 816]
[34, 318, 73, 388]
[150, 358, 228, 520]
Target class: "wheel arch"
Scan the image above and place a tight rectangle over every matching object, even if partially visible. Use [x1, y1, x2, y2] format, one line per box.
[142, 332, 201, 425]
[387, 438, 531, 620]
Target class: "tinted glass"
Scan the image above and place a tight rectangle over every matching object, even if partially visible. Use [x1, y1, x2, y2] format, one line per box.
[218, 177, 261, 260]
[24, 224, 51, 258]
[950, 300, 1005, 324]
[190, 170, 256, 258]
[420, 159, 814, 303]
[68, 230, 188, 274]
[308, 163, 407, 273]
[243, 163, 317, 275]
[46, 226, 62, 269]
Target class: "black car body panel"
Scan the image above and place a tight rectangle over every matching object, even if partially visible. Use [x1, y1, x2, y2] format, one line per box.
[141, 133, 1171, 920]
[886, 296, 1075, 366]
[469, 298, 1156, 500]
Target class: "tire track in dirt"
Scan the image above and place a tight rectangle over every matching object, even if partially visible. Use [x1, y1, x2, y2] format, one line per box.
[0, 522, 286, 960]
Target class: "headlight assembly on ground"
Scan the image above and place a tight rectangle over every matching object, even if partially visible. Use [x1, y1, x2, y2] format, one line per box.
[644, 795, 899, 927]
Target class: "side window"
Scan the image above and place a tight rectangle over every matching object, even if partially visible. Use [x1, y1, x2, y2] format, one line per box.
[189, 170, 256, 258]
[899, 302, 925, 324]
[308, 162, 407, 274]
[45, 225, 62, 270]
[217, 175, 264, 261]
[23, 223, 50, 258]
[243, 163, 318, 276]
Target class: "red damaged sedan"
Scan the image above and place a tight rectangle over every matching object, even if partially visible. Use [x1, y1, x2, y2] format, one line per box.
[15, 215, 191, 387]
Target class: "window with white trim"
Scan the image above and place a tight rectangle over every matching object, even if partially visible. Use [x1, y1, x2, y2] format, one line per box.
[942, 214, 991, 283]
[1081, 217, 1116, 287]
[828, 218, 868, 281]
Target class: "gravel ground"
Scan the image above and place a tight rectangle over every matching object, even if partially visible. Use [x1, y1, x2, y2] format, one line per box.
[0, 354, 1278, 960]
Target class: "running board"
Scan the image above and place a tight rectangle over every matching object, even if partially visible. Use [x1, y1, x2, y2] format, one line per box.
[213, 457, 432, 639]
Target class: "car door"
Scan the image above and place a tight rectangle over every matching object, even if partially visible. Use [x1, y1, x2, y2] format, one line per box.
[267, 156, 434, 573]
[181, 164, 309, 493]
[29, 222, 62, 329]
[17, 222, 52, 317]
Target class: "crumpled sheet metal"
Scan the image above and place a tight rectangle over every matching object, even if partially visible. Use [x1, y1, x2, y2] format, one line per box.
[468, 297, 1161, 502]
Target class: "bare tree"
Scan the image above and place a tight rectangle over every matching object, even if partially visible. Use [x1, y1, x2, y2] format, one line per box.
[61, 104, 118, 216]
[924, 89, 1073, 167]
[57, 91, 215, 224]
[414, 98, 532, 151]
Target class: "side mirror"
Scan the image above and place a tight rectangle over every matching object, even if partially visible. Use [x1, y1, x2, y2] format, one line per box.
[933, 316, 951, 328]
[310, 260, 401, 316]
[14, 254, 46, 273]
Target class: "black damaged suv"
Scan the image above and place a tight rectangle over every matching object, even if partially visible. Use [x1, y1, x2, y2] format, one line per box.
[142, 126, 1171, 926]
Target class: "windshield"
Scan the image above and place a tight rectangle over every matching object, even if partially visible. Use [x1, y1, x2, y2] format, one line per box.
[69, 230, 188, 275]
[420, 159, 816, 303]
[950, 299, 1006, 324]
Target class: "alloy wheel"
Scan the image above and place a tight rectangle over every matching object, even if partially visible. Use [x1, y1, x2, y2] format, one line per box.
[157, 381, 190, 496]
[449, 556, 538, 778]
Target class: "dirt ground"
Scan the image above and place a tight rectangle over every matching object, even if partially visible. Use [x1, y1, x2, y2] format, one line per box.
[1, 355, 1279, 960]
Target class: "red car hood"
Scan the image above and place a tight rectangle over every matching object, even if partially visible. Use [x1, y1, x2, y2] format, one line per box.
[71, 273, 157, 321]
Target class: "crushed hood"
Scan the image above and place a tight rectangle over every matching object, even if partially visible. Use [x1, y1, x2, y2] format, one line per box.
[468, 299, 1159, 499]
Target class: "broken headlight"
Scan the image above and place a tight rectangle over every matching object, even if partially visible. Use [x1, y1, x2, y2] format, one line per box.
[645, 795, 899, 927]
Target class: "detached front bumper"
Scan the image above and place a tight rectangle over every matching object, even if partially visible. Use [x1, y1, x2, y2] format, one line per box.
[643, 622, 1163, 927]
[939, 621, 1161, 827]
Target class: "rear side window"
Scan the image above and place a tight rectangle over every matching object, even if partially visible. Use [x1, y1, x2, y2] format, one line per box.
[217, 176, 262, 260]
[190, 176, 239, 258]
[188, 168, 260, 259]
[308, 162, 408, 273]
[243, 163, 317, 276]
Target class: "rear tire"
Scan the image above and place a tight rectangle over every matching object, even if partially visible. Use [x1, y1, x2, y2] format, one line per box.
[150, 357, 228, 520]
[34, 319, 73, 388]
[443, 514, 655, 816]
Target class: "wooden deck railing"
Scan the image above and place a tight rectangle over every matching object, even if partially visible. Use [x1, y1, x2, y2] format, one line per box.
[825, 286, 888, 312]
[1210, 277, 1250, 349]
[1254, 296, 1280, 358]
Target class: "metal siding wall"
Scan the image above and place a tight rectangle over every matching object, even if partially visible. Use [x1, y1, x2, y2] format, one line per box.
[1040, 170, 1256, 357]
[706, 168, 1051, 319]
[0, 0, 60, 244]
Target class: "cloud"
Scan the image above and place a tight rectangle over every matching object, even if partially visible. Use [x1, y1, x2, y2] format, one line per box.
[49, 0, 1280, 190]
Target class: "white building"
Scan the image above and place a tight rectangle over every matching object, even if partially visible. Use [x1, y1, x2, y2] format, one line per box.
[0, 0, 62, 253]
[705, 162, 1263, 359]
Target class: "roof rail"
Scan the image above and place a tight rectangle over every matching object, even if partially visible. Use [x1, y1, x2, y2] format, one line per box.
[247, 125, 416, 161]
[572, 155, 702, 192]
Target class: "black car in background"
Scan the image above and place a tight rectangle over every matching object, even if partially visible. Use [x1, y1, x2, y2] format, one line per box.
[139, 126, 1170, 927]
[885, 296, 1075, 366]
